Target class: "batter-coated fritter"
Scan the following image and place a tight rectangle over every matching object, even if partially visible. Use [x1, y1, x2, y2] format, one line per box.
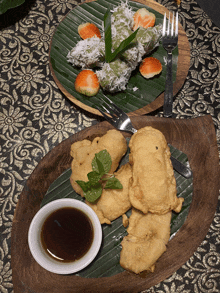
[128, 126, 184, 214]
[70, 129, 127, 196]
[86, 163, 132, 224]
[120, 208, 171, 273]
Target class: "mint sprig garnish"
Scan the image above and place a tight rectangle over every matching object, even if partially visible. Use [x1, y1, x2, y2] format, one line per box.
[104, 8, 139, 63]
[76, 149, 123, 202]
[92, 150, 112, 174]
[104, 176, 122, 189]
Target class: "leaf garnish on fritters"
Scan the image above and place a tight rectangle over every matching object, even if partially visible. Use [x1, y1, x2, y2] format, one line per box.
[76, 149, 123, 202]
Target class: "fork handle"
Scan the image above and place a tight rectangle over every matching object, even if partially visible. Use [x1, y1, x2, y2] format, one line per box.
[163, 52, 173, 118]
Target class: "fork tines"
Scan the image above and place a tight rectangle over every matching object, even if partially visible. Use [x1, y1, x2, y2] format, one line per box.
[163, 11, 178, 37]
[98, 95, 122, 117]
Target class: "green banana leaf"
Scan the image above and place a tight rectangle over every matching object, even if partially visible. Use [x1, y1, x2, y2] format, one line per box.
[50, 0, 178, 113]
[0, 0, 25, 14]
[41, 142, 193, 278]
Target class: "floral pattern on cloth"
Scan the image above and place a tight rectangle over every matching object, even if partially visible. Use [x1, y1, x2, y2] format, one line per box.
[0, 0, 220, 292]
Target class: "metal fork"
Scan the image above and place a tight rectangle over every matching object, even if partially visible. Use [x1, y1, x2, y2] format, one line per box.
[96, 95, 192, 179]
[162, 11, 179, 118]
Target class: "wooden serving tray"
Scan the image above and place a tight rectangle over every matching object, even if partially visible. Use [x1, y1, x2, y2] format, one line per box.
[49, 0, 190, 116]
[11, 115, 220, 293]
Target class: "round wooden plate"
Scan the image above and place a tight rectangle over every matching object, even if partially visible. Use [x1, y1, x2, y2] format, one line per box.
[11, 115, 220, 293]
[49, 0, 190, 116]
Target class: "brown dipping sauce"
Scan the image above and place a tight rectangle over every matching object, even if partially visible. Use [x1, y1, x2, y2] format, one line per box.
[41, 207, 94, 262]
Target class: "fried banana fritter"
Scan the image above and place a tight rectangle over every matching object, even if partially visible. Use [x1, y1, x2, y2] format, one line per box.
[120, 208, 172, 274]
[86, 163, 132, 224]
[70, 129, 127, 196]
[128, 126, 184, 214]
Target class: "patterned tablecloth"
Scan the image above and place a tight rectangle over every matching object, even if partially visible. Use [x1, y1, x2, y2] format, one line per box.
[0, 0, 220, 292]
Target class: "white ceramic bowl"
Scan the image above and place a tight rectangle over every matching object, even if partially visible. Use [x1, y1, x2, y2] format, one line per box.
[28, 198, 102, 274]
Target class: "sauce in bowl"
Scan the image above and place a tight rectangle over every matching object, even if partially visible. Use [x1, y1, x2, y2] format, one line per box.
[41, 207, 94, 262]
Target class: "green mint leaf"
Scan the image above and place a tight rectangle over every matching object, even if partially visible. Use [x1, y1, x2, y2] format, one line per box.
[76, 180, 91, 192]
[109, 28, 140, 62]
[78, 150, 123, 203]
[84, 183, 103, 202]
[96, 155, 106, 176]
[87, 171, 102, 185]
[104, 7, 112, 63]
[92, 150, 112, 175]
[104, 176, 123, 189]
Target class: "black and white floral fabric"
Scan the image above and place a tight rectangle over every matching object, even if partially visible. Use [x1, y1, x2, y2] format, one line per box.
[0, 0, 219, 292]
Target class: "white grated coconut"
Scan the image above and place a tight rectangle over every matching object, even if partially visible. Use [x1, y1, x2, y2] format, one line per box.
[67, 37, 105, 69]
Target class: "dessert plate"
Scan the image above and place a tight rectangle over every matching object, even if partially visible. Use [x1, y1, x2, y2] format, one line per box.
[49, 0, 190, 116]
[11, 115, 220, 292]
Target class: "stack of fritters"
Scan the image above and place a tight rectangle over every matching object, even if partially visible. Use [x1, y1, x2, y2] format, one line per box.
[120, 127, 184, 273]
[70, 127, 184, 274]
[70, 130, 131, 224]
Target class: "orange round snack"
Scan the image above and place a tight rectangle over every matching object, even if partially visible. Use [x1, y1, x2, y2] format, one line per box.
[133, 8, 156, 31]
[75, 70, 100, 96]
[78, 23, 101, 39]
[139, 57, 162, 79]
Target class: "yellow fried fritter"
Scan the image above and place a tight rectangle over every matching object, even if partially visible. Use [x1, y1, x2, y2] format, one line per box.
[120, 208, 171, 273]
[128, 126, 184, 214]
[86, 163, 132, 224]
[70, 129, 127, 196]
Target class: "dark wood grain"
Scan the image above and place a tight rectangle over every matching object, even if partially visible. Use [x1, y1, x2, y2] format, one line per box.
[11, 115, 220, 293]
[49, 0, 190, 117]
